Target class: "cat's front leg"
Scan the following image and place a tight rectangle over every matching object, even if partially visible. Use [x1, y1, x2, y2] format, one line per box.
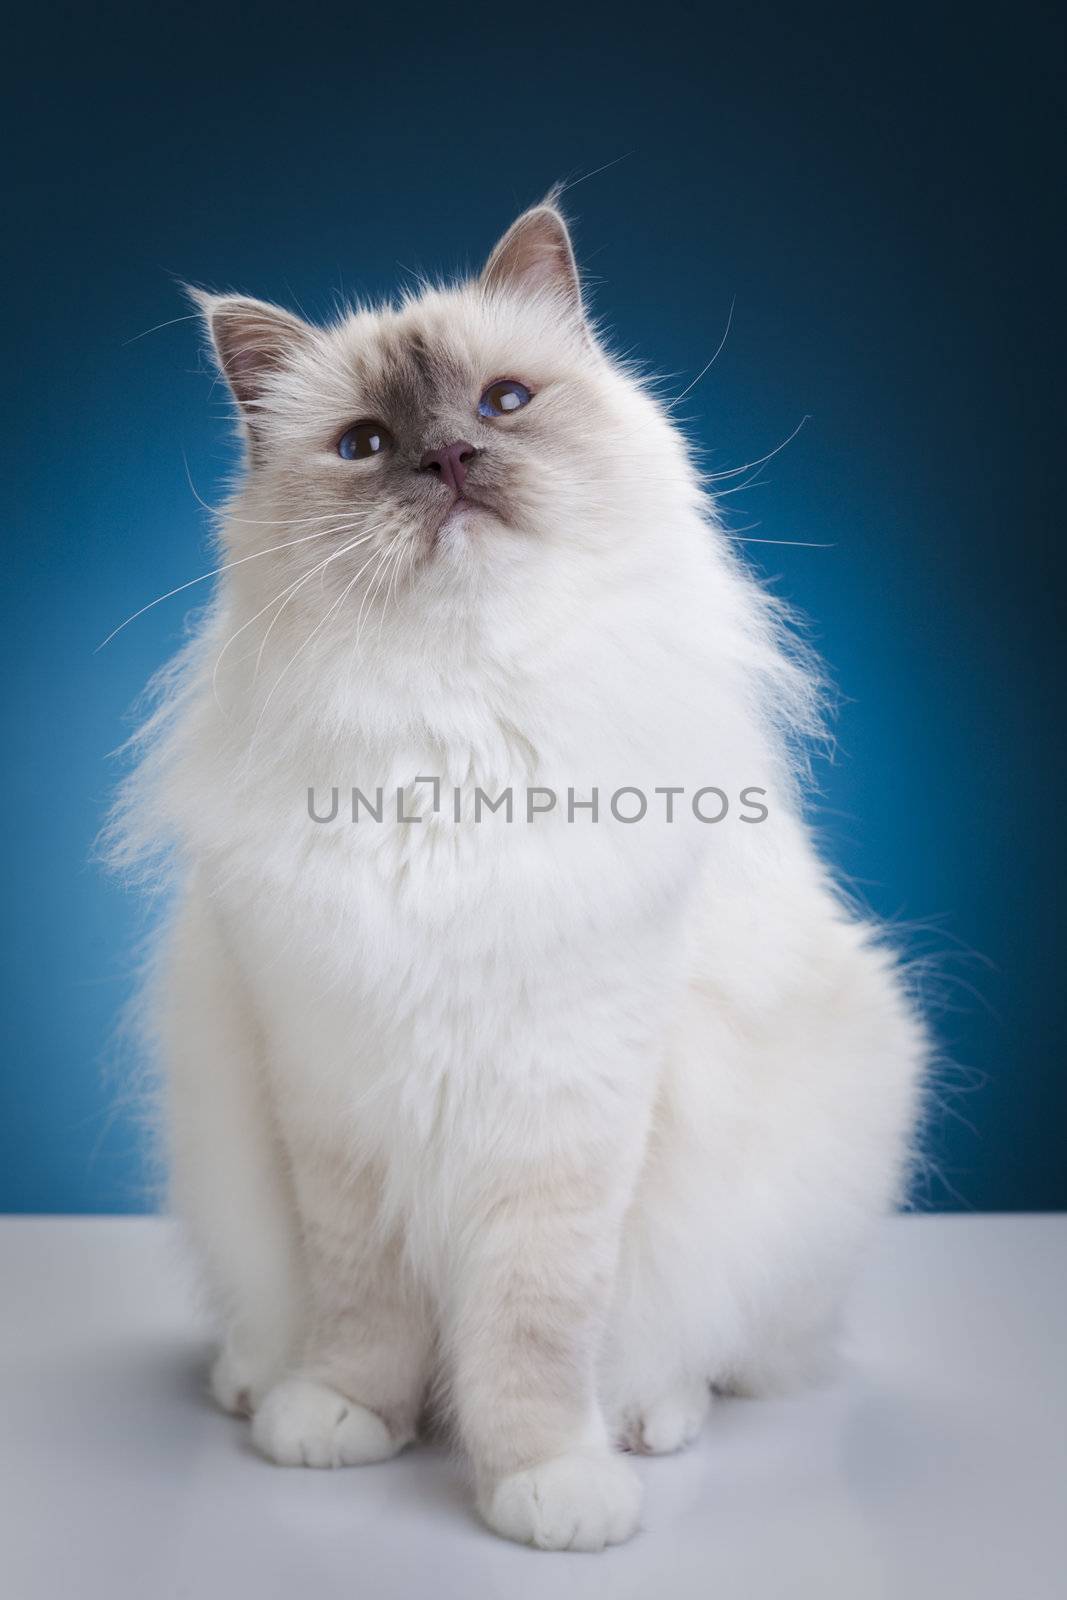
[251, 1152, 432, 1468]
[447, 1114, 647, 1552]
[161, 884, 301, 1417]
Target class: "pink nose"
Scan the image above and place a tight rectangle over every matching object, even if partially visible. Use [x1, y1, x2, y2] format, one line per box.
[420, 440, 477, 495]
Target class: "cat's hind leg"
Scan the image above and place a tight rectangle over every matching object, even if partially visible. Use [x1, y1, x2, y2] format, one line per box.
[604, 920, 925, 1438]
[602, 1245, 715, 1457]
[613, 1379, 712, 1456]
[600, 1063, 724, 1458]
[157, 883, 301, 1415]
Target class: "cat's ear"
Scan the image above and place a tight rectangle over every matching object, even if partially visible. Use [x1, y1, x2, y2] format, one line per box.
[190, 289, 312, 416]
[481, 204, 585, 325]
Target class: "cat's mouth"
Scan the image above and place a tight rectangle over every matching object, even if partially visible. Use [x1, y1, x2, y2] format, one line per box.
[435, 492, 495, 533]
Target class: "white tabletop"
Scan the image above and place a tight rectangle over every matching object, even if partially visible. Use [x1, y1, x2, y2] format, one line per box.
[1, 1213, 1064, 1599]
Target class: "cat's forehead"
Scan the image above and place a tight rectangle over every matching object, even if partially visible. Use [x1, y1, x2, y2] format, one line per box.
[327, 286, 578, 402]
[343, 303, 470, 403]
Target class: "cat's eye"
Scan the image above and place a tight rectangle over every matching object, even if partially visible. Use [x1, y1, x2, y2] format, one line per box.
[337, 422, 393, 459]
[478, 380, 532, 419]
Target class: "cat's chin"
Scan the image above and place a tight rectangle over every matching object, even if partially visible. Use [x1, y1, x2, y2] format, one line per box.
[433, 496, 496, 547]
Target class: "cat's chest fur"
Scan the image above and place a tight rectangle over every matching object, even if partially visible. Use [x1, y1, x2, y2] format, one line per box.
[217, 714, 694, 1194]
[224, 700, 702, 963]
[206, 609, 712, 924]
[201, 656, 700, 1151]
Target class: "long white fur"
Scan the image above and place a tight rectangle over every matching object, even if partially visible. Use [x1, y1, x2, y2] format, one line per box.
[108, 203, 925, 1552]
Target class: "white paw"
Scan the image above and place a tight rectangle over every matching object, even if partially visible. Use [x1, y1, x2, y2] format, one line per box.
[210, 1342, 280, 1417]
[251, 1376, 402, 1468]
[617, 1379, 710, 1455]
[480, 1449, 643, 1552]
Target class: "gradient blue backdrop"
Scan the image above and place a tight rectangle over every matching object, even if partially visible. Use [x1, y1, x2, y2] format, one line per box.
[3, 2, 1062, 1212]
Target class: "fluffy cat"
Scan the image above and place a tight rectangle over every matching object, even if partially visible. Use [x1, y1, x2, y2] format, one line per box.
[109, 200, 926, 1551]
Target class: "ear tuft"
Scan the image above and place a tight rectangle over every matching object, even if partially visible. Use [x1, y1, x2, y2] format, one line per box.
[481, 204, 584, 321]
[189, 289, 311, 416]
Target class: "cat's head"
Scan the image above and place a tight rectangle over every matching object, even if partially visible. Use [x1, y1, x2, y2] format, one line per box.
[197, 203, 697, 642]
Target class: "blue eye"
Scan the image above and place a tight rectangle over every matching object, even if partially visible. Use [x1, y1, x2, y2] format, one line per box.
[338, 421, 392, 459]
[478, 379, 532, 418]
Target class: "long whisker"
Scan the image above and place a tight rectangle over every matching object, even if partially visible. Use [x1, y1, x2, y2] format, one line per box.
[252, 530, 376, 682]
[712, 476, 769, 498]
[341, 546, 398, 705]
[726, 535, 834, 548]
[387, 535, 411, 616]
[703, 417, 811, 482]
[180, 457, 370, 529]
[354, 541, 399, 651]
[665, 298, 735, 410]
[121, 312, 202, 347]
[377, 537, 410, 644]
[555, 152, 634, 197]
[214, 571, 315, 709]
[210, 529, 378, 711]
[95, 517, 369, 651]
[365, 552, 396, 649]
[248, 539, 395, 754]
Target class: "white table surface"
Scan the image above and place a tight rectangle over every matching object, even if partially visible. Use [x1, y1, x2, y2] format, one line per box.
[1, 1214, 1064, 1599]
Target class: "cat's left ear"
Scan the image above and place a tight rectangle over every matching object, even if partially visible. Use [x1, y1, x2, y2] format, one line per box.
[481, 204, 587, 330]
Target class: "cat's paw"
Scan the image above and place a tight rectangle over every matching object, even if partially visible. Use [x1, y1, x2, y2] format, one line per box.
[251, 1376, 403, 1468]
[210, 1342, 280, 1417]
[616, 1378, 710, 1455]
[480, 1449, 642, 1552]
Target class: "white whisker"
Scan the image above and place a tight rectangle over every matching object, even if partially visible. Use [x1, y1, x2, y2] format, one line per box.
[96, 517, 369, 650]
[354, 541, 399, 652]
[727, 535, 834, 548]
[180, 456, 369, 529]
[121, 312, 202, 347]
[210, 529, 377, 712]
[704, 417, 811, 483]
[666, 298, 736, 410]
[247, 539, 394, 757]
[251, 530, 376, 683]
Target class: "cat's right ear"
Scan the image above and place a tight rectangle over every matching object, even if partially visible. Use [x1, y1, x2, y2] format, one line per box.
[480, 204, 587, 333]
[189, 289, 312, 419]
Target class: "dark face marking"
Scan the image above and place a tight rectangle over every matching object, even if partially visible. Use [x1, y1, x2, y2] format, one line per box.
[242, 286, 620, 617]
[345, 328, 478, 474]
[403, 330, 434, 386]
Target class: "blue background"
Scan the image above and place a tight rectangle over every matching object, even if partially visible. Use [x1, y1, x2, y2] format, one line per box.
[3, 2, 1062, 1212]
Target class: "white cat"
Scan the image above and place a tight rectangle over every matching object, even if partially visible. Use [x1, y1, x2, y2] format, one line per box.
[109, 200, 925, 1550]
